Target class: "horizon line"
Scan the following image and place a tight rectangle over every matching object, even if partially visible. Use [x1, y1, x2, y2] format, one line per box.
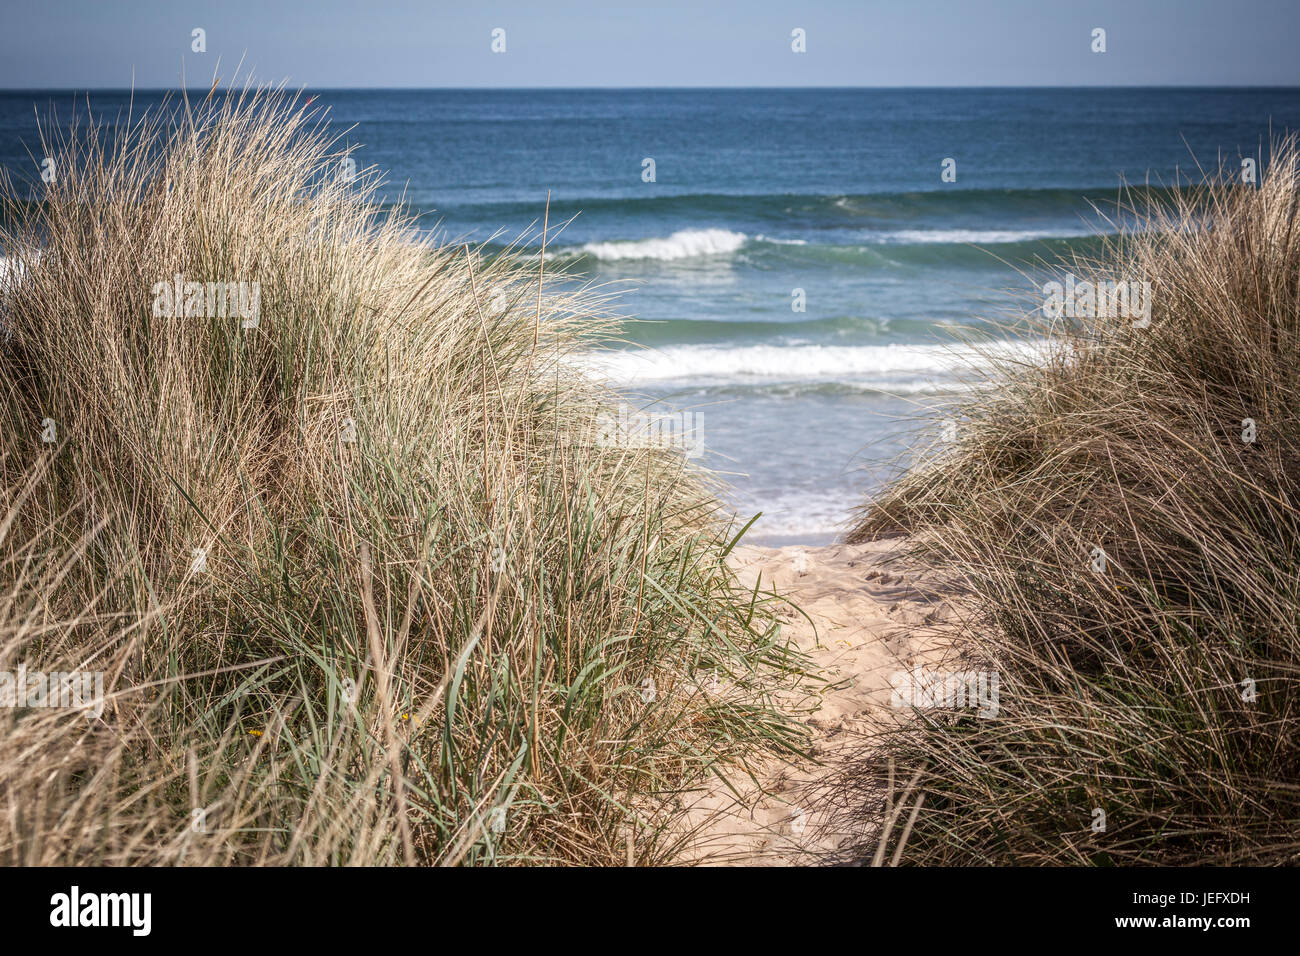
[3, 83, 1300, 93]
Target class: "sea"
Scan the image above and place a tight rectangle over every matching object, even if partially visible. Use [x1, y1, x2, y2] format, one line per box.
[4, 87, 1300, 542]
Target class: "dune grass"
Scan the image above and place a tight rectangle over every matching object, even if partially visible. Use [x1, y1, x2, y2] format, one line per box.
[850, 137, 1300, 865]
[0, 83, 811, 866]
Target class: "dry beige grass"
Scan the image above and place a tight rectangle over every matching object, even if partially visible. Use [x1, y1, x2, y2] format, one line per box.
[0, 82, 809, 865]
[848, 136, 1300, 865]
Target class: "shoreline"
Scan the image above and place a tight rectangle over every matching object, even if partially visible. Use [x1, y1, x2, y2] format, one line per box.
[743, 531, 841, 549]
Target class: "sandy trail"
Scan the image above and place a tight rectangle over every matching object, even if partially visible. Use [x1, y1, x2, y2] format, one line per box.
[675, 537, 960, 865]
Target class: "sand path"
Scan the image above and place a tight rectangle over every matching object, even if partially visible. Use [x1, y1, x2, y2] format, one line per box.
[675, 537, 960, 865]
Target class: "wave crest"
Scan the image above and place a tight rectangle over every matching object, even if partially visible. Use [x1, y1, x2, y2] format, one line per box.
[569, 228, 747, 262]
[581, 339, 1046, 388]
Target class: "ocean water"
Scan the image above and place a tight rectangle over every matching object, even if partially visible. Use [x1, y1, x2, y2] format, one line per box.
[4, 87, 1300, 541]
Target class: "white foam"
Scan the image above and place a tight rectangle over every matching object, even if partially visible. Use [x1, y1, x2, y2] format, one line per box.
[575, 228, 748, 261]
[554, 225, 1095, 262]
[581, 339, 1046, 387]
[728, 489, 853, 538]
[873, 228, 1087, 244]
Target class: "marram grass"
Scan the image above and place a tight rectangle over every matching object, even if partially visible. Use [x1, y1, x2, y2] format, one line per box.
[0, 83, 810, 866]
[849, 136, 1300, 866]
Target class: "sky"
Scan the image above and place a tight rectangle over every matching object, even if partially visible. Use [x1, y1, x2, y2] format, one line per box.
[0, 0, 1297, 89]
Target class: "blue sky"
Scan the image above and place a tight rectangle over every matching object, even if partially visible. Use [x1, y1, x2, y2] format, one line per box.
[1, 0, 1298, 88]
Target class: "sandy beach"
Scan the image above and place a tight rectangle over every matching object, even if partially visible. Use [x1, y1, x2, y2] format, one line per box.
[675, 537, 962, 865]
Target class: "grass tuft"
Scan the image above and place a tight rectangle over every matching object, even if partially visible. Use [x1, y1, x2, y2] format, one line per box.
[0, 81, 809, 866]
[849, 136, 1300, 866]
